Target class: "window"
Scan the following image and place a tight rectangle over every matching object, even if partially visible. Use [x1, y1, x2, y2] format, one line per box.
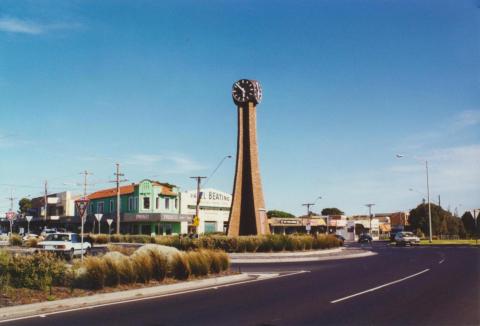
[110, 200, 114, 213]
[165, 198, 170, 210]
[134, 197, 138, 210]
[128, 197, 133, 211]
[156, 197, 159, 210]
[204, 221, 217, 233]
[175, 198, 178, 209]
[97, 202, 104, 214]
[143, 197, 150, 209]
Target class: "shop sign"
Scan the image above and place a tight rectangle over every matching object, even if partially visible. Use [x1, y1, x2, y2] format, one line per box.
[281, 219, 300, 225]
[161, 214, 193, 222]
[135, 214, 150, 221]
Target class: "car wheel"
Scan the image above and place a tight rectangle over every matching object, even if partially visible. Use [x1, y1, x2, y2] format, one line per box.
[85, 247, 91, 256]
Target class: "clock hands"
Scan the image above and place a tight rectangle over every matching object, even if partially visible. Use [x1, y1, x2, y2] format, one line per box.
[235, 82, 245, 94]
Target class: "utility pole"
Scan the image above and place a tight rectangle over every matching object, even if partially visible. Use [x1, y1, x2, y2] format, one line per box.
[365, 203, 375, 235]
[111, 163, 127, 235]
[302, 203, 314, 233]
[43, 180, 48, 223]
[190, 176, 206, 234]
[79, 170, 92, 261]
[6, 190, 16, 235]
[80, 171, 93, 199]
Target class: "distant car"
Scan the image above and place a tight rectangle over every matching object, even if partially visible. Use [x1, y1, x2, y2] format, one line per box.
[358, 233, 372, 243]
[40, 228, 58, 238]
[394, 232, 420, 246]
[37, 233, 91, 260]
[334, 234, 345, 245]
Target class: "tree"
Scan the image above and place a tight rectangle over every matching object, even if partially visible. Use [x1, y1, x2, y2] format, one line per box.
[461, 212, 476, 237]
[409, 203, 464, 237]
[18, 198, 32, 214]
[267, 210, 295, 218]
[321, 208, 344, 215]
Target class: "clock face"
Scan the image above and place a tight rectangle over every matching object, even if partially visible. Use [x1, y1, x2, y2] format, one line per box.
[232, 79, 255, 104]
[253, 80, 262, 103]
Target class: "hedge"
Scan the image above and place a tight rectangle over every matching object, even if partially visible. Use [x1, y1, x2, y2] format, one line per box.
[87, 234, 341, 253]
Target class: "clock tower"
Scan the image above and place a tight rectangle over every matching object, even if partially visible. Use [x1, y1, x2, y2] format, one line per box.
[227, 79, 269, 236]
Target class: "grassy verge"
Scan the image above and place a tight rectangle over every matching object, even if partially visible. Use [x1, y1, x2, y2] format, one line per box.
[419, 239, 480, 246]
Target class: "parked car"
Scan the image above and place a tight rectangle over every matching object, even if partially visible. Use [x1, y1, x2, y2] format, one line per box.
[358, 233, 372, 243]
[37, 233, 91, 260]
[394, 232, 420, 246]
[334, 234, 345, 245]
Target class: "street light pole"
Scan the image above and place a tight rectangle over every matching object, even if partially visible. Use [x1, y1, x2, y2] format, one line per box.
[396, 154, 433, 243]
[190, 176, 206, 234]
[425, 160, 433, 243]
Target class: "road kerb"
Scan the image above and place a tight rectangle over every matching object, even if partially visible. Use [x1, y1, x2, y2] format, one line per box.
[231, 250, 377, 263]
[0, 274, 253, 322]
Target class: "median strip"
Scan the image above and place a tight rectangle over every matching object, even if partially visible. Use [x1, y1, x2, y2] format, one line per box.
[330, 269, 430, 303]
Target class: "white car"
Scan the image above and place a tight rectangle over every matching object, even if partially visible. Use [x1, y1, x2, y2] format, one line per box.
[40, 228, 58, 238]
[394, 231, 420, 246]
[37, 233, 91, 260]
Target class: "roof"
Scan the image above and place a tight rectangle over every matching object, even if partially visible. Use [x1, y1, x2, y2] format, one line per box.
[87, 184, 135, 200]
[87, 181, 177, 200]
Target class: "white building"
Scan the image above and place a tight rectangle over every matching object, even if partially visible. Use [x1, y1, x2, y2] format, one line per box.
[180, 188, 231, 234]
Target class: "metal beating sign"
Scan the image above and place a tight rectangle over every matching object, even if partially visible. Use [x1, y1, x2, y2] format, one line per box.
[75, 199, 90, 218]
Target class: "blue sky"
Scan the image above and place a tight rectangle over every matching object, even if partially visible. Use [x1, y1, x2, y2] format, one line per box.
[0, 0, 478, 216]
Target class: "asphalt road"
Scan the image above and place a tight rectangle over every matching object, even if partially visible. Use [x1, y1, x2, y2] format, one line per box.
[6, 243, 480, 326]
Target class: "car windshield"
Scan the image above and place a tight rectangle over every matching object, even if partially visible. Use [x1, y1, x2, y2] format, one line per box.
[402, 232, 414, 236]
[45, 234, 70, 241]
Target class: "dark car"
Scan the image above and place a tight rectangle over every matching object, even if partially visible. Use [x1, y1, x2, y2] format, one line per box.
[334, 234, 345, 245]
[358, 233, 372, 243]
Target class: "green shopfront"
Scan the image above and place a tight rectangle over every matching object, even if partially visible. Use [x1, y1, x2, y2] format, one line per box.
[86, 179, 193, 235]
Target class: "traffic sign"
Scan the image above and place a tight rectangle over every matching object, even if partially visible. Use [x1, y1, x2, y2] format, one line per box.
[95, 213, 103, 222]
[6, 211, 15, 221]
[305, 222, 311, 232]
[26, 215, 33, 222]
[193, 216, 200, 227]
[106, 218, 113, 226]
[75, 199, 90, 218]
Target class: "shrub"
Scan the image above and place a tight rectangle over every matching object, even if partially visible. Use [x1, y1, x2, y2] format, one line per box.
[117, 256, 136, 284]
[91, 234, 109, 244]
[0, 250, 10, 289]
[186, 251, 209, 277]
[108, 244, 135, 256]
[103, 256, 121, 287]
[203, 250, 223, 274]
[216, 250, 230, 272]
[8, 252, 67, 290]
[77, 256, 107, 290]
[147, 249, 168, 281]
[131, 252, 153, 283]
[170, 253, 191, 280]
[9, 234, 22, 246]
[24, 238, 38, 248]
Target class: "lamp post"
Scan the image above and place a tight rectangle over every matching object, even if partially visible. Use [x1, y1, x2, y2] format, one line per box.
[396, 154, 433, 243]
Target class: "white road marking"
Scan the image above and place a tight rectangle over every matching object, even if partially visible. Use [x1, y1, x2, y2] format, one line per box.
[330, 269, 430, 304]
[0, 270, 308, 324]
[439, 259, 445, 264]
